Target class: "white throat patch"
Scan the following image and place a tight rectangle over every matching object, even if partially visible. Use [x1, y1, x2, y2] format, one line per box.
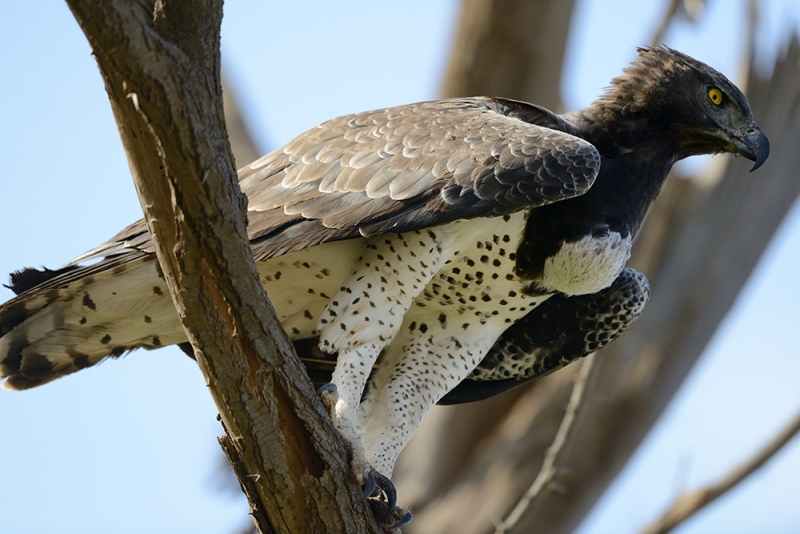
[541, 232, 632, 295]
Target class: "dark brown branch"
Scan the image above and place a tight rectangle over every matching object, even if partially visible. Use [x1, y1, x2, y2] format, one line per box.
[63, 1, 379, 532]
[641, 409, 800, 534]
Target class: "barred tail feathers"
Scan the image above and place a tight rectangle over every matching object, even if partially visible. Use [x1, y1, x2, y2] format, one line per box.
[0, 256, 185, 390]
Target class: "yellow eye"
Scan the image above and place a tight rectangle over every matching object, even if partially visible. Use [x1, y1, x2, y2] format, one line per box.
[708, 87, 723, 105]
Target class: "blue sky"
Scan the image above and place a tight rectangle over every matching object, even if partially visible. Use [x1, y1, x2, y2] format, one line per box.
[1, 1, 800, 533]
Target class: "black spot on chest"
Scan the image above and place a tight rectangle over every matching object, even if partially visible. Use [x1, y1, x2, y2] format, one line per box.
[82, 293, 97, 310]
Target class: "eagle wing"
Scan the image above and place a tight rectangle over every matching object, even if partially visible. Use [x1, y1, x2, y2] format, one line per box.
[64, 97, 599, 266]
[242, 97, 600, 259]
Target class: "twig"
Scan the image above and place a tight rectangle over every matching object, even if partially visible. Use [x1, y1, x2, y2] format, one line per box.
[494, 354, 598, 534]
[650, 0, 682, 47]
[641, 408, 800, 534]
[650, 0, 706, 48]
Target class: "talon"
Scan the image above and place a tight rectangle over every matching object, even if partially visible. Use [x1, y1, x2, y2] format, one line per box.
[357, 470, 376, 503]
[317, 383, 338, 417]
[386, 509, 413, 530]
[317, 382, 338, 398]
[373, 471, 397, 511]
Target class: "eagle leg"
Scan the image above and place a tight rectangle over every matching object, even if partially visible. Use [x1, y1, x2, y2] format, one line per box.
[319, 382, 410, 528]
[358, 324, 503, 476]
[321, 344, 385, 487]
[317, 346, 408, 526]
[318, 383, 385, 492]
[311, 230, 449, 519]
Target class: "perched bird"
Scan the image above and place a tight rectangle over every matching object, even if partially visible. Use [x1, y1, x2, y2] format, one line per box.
[0, 47, 768, 526]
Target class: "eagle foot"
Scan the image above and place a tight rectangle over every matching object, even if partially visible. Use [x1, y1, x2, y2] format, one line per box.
[364, 470, 412, 530]
[367, 470, 397, 510]
[367, 480, 413, 534]
[361, 469, 411, 530]
[317, 382, 340, 417]
[358, 470, 377, 502]
[317, 384, 411, 529]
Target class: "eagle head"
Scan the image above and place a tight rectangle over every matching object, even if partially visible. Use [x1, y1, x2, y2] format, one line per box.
[601, 46, 769, 171]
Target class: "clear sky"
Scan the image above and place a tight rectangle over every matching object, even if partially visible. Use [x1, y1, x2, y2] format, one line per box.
[1, 1, 799, 533]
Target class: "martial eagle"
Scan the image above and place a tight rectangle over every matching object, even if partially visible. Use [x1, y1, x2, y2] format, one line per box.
[0, 47, 768, 527]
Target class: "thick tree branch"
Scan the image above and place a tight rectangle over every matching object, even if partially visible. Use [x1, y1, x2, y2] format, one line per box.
[63, 1, 379, 532]
[441, 0, 574, 109]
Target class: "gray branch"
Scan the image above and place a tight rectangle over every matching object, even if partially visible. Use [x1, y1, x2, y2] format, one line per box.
[494, 355, 598, 534]
[641, 408, 800, 534]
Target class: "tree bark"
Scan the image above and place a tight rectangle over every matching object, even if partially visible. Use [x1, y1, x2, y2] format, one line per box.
[63, 1, 379, 532]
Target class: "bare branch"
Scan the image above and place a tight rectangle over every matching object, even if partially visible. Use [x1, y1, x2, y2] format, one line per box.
[641, 408, 800, 534]
[649, 0, 681, 47]
[62, 1, 378, 532]
[222, 75, 262, 167]
[649, 0, 705, 47]
[494, 355, 598, 534]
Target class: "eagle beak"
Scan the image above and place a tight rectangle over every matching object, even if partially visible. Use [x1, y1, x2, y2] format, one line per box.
[739, 125, 770, 172]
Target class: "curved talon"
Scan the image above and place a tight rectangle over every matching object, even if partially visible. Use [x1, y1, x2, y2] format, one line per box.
[357, 470, 376, 503]
[317, 382, 338, 397]
[386, 509, 413, 530]
[384, 508, 414, 530]
[317, 383, 339, 418]
[372, 471, 397, 511]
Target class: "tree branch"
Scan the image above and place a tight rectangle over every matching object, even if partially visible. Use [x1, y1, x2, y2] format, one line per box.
[63, 1, 379, 532]
[494, 354, 598, 534]
[641, 408, 800, 534]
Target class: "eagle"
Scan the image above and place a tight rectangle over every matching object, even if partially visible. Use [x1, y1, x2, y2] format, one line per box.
[0, 47, 768, 527]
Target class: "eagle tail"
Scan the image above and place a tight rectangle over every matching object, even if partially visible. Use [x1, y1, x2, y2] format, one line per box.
[0, 256, 184, 390]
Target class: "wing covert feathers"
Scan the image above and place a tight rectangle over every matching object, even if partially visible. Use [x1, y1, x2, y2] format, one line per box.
[242, 97, 600, 257]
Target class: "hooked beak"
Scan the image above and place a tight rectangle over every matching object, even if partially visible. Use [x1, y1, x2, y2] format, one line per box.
[737, 125, 770, 172]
